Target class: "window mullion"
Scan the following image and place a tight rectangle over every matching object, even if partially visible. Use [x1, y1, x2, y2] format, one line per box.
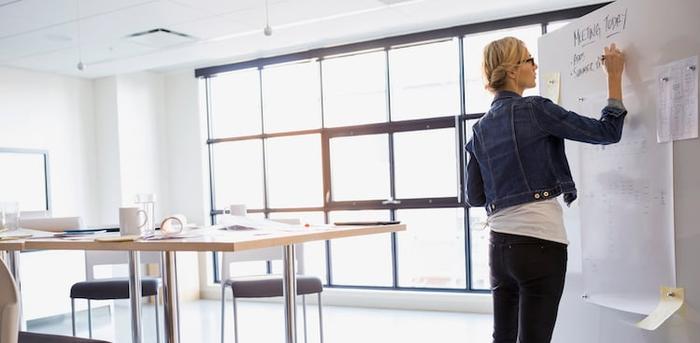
[259, 67, 270, 218]
[384, 48, 400, 289]
[457, 36, 472, 291]
[205, 77, 217, 225]
[318, 58, 334, 287]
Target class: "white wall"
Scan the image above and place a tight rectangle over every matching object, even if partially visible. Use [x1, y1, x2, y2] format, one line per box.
[0, 67, 98, 222]
[162, 71, 210, 226]
[93, 72, 171, 223]
[115, 73, 169, 219]
[0, 67, 98, 320]
[93, 77, 122, 224]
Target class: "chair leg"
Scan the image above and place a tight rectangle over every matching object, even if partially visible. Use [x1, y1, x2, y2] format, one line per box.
[232, 295, 239, 343]
[155, 295, 161, 343]
[87, 299, 93, 339]
[220, 284, 226, 343]
[302, 295, 308, 343]
[71, 298, 77, 337]
[318, 293, 324, 343]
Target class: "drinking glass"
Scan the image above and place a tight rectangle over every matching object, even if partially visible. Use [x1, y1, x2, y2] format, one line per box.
[135, 194, 156, 236]
[0, 201, 20, 232]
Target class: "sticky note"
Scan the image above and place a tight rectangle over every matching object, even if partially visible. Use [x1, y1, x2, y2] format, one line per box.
[542, 72, 561, 104]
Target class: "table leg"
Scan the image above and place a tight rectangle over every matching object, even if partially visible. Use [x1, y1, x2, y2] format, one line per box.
[7, 250, 26, 330]
[282, 244, 297, 343]
[128, 251, 143, 343]
[161, 251, 180, 343]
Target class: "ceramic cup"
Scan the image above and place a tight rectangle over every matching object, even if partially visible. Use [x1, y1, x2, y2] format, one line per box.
[119, 207, 148, 236]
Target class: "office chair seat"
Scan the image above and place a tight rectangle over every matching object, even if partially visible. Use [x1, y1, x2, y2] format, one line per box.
[19, 331, 111, 343]
[223, 275, 322, 298]
[70, 277, 161, 300]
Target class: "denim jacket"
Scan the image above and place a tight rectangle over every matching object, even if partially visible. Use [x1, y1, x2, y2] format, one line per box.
[465, 91, 627, 215]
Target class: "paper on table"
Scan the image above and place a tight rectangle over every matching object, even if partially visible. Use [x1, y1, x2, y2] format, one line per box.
[142, 232, 198, 240]
[636, 287, 684, 330]
[542, 72, 561, 104]
[656, 56, 698, 143]
[219, 216, 295, 231]
[219, 216, 330, 232]
[0, 233, 33, 240]
[53, 230, 107, 238]
[94, 235, 140, 242]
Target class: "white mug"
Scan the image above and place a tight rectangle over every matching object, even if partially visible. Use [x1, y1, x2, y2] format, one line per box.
[229, 204, 247, 216]
[119, 207, 148, 236]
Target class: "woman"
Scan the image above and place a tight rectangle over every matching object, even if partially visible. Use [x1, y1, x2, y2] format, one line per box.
[465, 37, 625, 343]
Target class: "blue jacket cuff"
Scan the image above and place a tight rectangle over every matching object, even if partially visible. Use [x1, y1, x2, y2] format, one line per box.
[605, 99, 627, 117]
[607, 98, 626, 111]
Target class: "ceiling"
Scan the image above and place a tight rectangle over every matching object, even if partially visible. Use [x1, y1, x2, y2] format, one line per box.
[0, 0, 602, 79]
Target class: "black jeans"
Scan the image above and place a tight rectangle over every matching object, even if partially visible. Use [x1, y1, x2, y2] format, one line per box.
[490, 231, 568, 343]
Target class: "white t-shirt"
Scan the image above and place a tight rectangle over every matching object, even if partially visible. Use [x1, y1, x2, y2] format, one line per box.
[487, 197, 568, 245]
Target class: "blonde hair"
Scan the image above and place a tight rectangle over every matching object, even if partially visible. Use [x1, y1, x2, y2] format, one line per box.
[482, 37, 527, 92]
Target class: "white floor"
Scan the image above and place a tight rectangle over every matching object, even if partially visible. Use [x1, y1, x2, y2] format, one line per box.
[28, 298, 493, 343]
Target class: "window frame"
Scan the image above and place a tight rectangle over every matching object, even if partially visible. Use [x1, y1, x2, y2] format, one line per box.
[199, 4, 606, 292]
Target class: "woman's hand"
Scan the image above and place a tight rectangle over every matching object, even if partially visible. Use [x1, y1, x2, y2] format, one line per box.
[603, 43, 625, 100]
[603, 43, 625, 77]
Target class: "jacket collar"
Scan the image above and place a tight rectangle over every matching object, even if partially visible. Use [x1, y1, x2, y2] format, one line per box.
[492, 90, 522, 104]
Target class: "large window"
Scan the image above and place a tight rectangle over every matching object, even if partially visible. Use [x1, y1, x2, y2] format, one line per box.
[200, 7, 596, 292]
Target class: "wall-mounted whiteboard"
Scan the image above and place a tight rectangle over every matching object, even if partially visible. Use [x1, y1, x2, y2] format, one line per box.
[0, 149, 50, 212]
[537, 0, 700, 315]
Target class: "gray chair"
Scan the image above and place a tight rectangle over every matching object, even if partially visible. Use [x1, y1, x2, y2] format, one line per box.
[219, 218, 324, 343]
[16, 217, 160, 341]
[1, 256, 109, 343]
[70, 251, 161, 342]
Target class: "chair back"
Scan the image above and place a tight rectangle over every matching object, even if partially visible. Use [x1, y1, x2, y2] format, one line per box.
[84, 251, 161, 281]
[220, 218, 305, 281]
[18, 216, 83, 233]
[0, 260, 20, 343]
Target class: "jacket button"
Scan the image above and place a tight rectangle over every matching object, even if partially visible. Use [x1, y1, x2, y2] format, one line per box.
[543, 191, 550, 197]
[534, 193, 541, 199]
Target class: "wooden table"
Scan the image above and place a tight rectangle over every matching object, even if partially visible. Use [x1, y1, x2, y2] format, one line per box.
[0, 223, 405, 343]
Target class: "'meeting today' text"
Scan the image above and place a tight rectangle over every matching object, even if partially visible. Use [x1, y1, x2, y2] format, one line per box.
[570, 8, 628, 78]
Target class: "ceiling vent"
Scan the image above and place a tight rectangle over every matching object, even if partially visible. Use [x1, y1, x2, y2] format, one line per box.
[125, 28, 197, 48]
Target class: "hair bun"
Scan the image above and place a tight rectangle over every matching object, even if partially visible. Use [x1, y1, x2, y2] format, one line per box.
[487, 64, 514, 91]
